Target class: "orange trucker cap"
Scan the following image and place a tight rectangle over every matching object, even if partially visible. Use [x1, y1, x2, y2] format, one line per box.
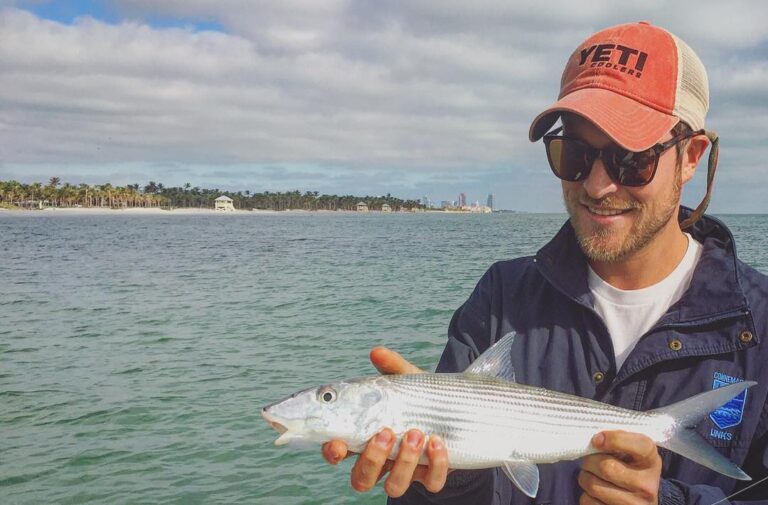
[529, 21, 709, 151]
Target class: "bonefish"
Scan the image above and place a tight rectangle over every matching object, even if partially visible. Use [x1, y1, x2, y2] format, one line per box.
[262, 332, 753, 497]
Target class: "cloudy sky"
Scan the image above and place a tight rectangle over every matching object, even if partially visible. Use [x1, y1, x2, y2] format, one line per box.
[1, 1, 766, 211]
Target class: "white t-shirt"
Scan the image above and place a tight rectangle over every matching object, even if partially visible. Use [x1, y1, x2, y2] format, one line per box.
[588, 234, 703, 371]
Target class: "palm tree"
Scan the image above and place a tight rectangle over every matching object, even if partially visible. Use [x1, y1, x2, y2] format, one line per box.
[0, 177, 423, 212]
[144, 181, 158, 194]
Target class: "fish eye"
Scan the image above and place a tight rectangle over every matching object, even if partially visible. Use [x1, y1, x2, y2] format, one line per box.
[317, 386, 337, 403]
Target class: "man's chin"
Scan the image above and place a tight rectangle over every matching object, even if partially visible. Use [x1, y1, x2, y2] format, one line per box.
[572, 221, 630, 263]
[577, 235, 629, 263]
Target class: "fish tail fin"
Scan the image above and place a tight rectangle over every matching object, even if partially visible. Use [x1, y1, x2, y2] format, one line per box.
[652, 381, 755, 481]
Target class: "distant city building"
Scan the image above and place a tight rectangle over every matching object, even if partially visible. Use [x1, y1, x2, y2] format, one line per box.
[214, 195, 235, 211]
[440, 200, 452, 209]
[356, 201, 369, 212]
[458, 192, 466, 207]
[381, 203, 392, 212]
[422, 196, 430, 207]
[487, 193, 495, 210]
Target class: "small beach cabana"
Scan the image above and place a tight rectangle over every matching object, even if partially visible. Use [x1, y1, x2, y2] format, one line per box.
[215, 195, 235, 211]
[356, 201, 369, 212]
[381, 203, 392, 212]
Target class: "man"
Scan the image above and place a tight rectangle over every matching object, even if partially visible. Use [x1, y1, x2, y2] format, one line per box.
[323, 22, 768, 504]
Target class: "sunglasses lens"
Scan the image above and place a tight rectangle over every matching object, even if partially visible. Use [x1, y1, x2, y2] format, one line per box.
[545, 135, 661, 186]
[608, 148, 657, 186]
[547, 139, 590, 182]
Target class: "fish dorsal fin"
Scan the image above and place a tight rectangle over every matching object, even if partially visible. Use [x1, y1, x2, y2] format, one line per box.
[501, 460, 539, 498]
[463, 331, 516, 382]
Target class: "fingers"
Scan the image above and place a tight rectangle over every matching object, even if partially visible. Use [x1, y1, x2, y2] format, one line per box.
[351, 429, 396, 493]
[578, 469, 643, 505]
[578, 489, 608, 505]
[376, 460, 394, 482]
[580, 432, 662, 504]
[592, 431, 658, 468]
[347, 429, 449, 497]
[322, 439, 349, 465]
[413, 435, 449, 493]
[384, 430, 425, 497]
[581, 454, 634, 491]
[370, 347, 424, 375]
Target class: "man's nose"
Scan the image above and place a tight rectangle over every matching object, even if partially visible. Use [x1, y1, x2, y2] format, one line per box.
[582, 157, 619, 200]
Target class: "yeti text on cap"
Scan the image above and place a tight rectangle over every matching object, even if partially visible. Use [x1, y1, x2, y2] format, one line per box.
[579, 44, 648, 77]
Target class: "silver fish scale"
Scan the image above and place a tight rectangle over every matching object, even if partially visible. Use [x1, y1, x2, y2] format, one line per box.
[383, 373, 659, 467]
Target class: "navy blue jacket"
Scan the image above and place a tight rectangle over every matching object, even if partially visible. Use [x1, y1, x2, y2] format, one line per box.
[391, 211, 768, 505]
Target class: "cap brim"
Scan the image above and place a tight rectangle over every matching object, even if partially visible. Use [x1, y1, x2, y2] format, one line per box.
[529, 88, 679, 151]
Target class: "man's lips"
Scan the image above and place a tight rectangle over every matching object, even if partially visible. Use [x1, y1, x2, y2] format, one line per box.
[577, 201, 637, 219]
[585, 205, 633, 216]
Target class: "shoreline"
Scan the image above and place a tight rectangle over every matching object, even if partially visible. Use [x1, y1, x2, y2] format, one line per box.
[0, 207, 281, 215]
[0, 207, 419, 216]
[0, 207, 517, 216]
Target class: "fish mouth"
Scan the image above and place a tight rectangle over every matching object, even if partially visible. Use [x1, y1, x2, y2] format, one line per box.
[269, 420, 288, 434]
[262, 408, 293, 445]
[261, 409, 286, 432]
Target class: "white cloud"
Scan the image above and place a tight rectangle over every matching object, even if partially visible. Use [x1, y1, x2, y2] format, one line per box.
[0, 1, 767, 211]
[0, 7, 529, 169]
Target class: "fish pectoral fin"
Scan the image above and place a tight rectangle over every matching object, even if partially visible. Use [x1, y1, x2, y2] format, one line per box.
[463, 331, 517, 382]
[274, 431, 294, 446]
[501, 460, 539, 498]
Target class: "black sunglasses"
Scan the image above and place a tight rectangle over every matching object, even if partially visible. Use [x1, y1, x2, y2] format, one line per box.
[543, 126, 705, 187]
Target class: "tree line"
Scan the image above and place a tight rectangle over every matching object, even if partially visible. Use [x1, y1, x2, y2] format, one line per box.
[0, 178, 424, 211]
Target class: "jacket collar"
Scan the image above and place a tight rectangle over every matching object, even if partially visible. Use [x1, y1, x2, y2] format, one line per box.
[534, 207, 748, 322]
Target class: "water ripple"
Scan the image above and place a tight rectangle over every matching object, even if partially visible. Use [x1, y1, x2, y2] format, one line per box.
[0, 212, 763, 504]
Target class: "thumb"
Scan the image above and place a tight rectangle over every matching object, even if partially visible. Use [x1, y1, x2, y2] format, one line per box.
[370, 347, 424, 375]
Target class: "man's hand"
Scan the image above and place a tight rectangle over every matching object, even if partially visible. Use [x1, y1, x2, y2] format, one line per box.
[321, 346, 451, 497]
[578, 430, 662, 505]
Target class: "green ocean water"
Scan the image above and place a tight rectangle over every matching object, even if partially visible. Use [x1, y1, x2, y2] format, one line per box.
[1, 212, 766, 504]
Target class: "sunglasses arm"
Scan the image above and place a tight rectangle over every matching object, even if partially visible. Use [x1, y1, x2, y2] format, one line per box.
[680, 131, 719, 230]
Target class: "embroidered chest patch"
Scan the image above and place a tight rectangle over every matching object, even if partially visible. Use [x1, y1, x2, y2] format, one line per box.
[709, 372, 747, 430]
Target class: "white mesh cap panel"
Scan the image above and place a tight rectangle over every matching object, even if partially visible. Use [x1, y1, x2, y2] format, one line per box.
[670, 32, 709, 130]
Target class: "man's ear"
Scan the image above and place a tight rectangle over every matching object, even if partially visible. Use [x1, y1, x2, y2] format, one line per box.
[681, 134, 709, 184]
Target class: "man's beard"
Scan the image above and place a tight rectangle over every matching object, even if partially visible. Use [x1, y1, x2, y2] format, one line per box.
[564, 171, 682, 263]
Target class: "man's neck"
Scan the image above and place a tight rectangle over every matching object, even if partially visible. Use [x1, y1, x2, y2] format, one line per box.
[588, 224, 689, 290]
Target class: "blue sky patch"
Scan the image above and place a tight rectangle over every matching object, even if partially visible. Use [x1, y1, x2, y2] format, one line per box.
[140, 17, 224, 32]
[19, 0, 120, 24]
[18, 0, 224, 32]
